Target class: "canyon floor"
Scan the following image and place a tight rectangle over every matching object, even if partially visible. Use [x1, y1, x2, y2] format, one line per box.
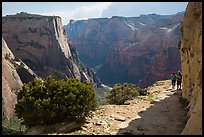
[49, 80, 188, 135]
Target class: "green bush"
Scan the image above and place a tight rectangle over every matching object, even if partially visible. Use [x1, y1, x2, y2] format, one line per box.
[19, 62, 25, 67]
[106, 83, 149, 105]
[2, 116, 26, 135]
[5, 53, 10, 60]
[15, 76, 98, 127]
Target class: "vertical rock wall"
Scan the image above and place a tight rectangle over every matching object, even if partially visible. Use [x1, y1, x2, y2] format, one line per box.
[2, 16, 73, 79]
[2, 38, 23, 118]
[179, 2, 202, 135]
[2, 14, 101, 87]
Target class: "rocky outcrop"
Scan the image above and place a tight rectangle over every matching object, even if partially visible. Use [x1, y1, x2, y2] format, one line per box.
[2, 12, 101, 87]
[2, 37, 38, 118]
[65, 12, 184, 87]
[179, 2, 202, 135]
[2, 38, 22, 118]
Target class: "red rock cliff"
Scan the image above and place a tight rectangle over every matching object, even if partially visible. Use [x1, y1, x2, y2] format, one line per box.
[179, 2, 202, 135]
[97, 14, 183, 87]
[66, 13, 184, 87]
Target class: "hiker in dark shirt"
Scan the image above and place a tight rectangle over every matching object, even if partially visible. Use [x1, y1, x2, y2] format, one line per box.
[171, 72, 177, 89]
[176, 71, 182, 90]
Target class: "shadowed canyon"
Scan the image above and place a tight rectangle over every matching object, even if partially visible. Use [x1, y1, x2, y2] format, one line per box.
[2, 2, 202, 135]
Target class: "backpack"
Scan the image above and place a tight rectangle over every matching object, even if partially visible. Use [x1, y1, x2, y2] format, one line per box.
[177, 74, 182, 81]
[172, 75, 176, 81]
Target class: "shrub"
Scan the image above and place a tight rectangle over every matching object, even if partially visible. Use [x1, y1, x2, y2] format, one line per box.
[10, 58, 16, 65]
[106, 83, 149, 105]
[15, 76, 98, 127]
[14, 58, 20, 62]
[2, 115, 26, 135]
[5, 53, 10, 60]
[19, 62, 25, 67]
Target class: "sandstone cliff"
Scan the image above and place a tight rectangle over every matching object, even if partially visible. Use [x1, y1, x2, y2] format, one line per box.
[2, 12, 101, 87]
[2, 38, 22, 118]
[179, 2, 202, 135]
[2, 36, 38, 118]
[65, 13, 184, 87]
[101, 21, 182, 87]
[65, 17, 135, 67]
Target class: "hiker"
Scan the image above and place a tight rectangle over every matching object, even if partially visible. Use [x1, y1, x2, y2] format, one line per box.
[171, 72, 177, 89]
[176, 71, 182, 90]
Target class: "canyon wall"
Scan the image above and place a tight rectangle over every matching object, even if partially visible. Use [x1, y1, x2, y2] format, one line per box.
[2, 13, 101, 87]
[179, 2, 202, 135]
[65, 17, 135, 68]
[99, 21, 182, 87]
[65, 13, 184, 87]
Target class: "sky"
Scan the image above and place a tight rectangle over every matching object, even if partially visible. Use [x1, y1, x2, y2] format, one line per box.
[2, 2, 188, 25]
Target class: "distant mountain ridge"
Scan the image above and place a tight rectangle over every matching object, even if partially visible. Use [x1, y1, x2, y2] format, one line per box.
[64, 12, 184, 87]
[65, 11, 185, 40]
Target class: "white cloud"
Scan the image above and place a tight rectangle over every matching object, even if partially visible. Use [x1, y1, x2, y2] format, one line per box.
[42, 2, 112, 25]
[101, 2, 188, 18]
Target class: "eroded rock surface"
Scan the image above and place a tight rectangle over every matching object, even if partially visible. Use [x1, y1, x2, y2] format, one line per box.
[65, 13, 184, 87]
[2, 13, 101, 87]
[179, 2, 202, 135]
[2, 38, 22, 118]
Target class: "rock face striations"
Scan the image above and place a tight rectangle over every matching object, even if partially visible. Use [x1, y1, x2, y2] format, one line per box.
[64, 12, 184, 87]
[179, 2, 202, 135]
[2, 13, 101, 87]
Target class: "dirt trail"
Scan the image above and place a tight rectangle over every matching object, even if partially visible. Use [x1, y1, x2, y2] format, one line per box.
[52, 80, 187, 135]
